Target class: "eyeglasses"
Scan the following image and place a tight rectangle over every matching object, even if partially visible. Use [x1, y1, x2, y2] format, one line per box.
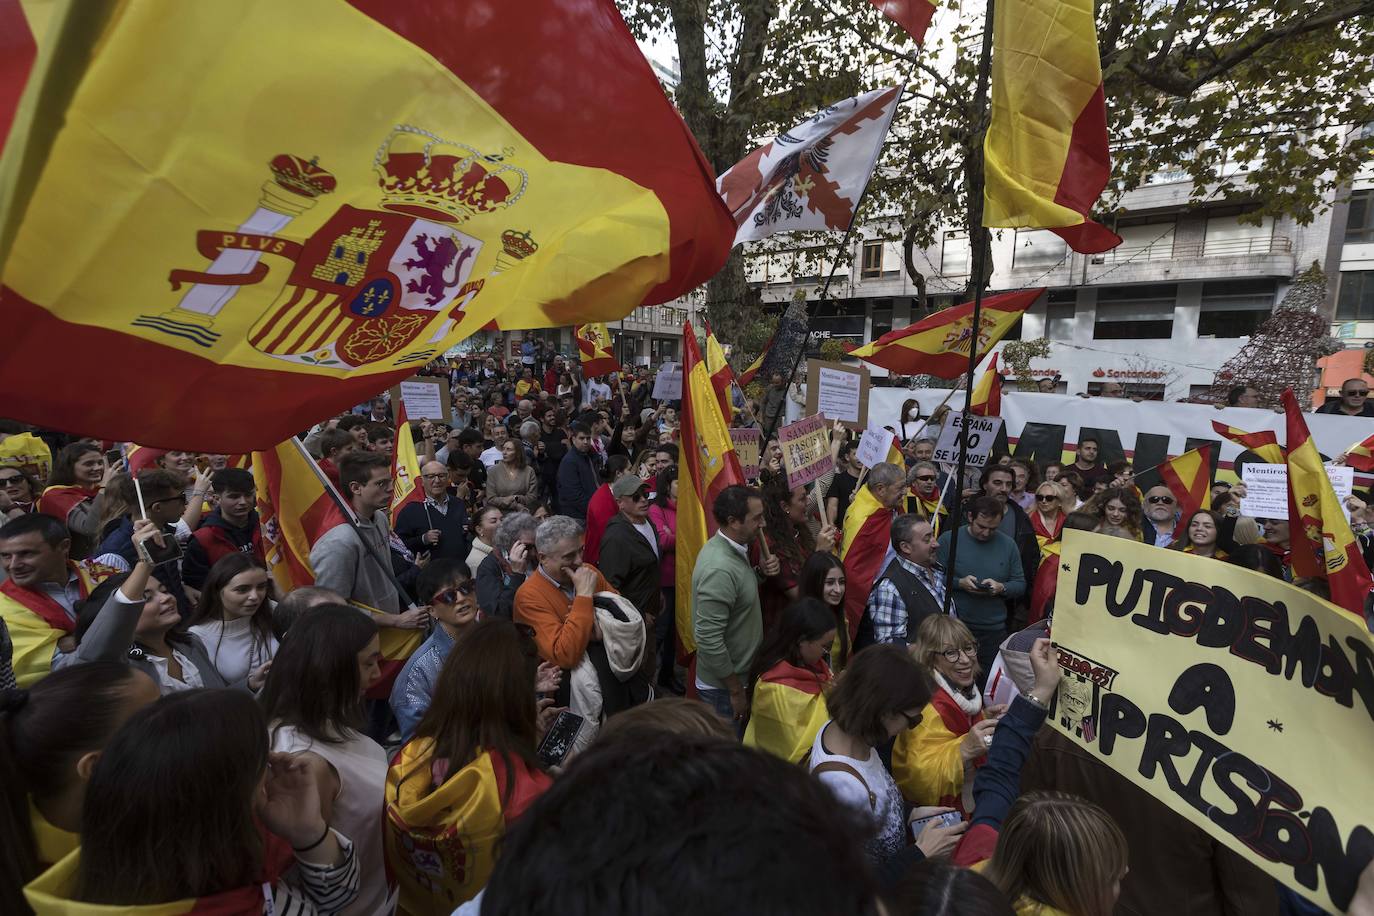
[431, 580, 478, 604]
[1146, 495, 1175, 505]
[1035, 494, 1058, 502]
[0, 475, 24, 486]
[633, 489, 650, 501]
[1346, 389, 1369, 396]
[421, 473, 448, 482]
[914, 475, 937, 482]
[939, 644, 978, 663]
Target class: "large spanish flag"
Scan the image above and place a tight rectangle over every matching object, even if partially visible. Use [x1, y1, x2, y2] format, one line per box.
[0, 0, 733, 452]
[676, 322, 747, 654]
[982, 0, 1121, 254]
[575, 323, 620, 379]
[848, 289, 1041, 378]
[252, 437, 424, 692]
[841, 481, 895, 639]
[1283, 389, 1372, 614]
[1156, 445, 1212, 540]
[1211, 420, 1286, 464]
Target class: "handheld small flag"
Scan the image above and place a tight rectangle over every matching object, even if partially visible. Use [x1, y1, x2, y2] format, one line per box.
[982, 0, 1120, 253]
[1282, 389, 1372, 614]
[869, 0, 937, 45]
[390, 403, 424, 526]
[738, 329, 776, 387]
[717, 87, 902, 245]
[576, 323, 620, 378]
[704, 327, 737, 421]
[1210, 420, 1286, 464]
[969, 353, 1003, 417]
[848, 289, 1040, 378]
[1342, 432, 1374, 472]
[1156, 446, 1212, 540]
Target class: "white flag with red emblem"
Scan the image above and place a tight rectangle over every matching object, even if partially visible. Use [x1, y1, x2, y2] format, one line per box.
[717, 87, 902, 246]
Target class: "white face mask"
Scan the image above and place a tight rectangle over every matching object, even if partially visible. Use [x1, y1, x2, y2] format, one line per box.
[907, 408, 920, 419]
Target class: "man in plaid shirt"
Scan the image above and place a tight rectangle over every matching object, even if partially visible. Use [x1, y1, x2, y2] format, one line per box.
[865, 514, 947, 645]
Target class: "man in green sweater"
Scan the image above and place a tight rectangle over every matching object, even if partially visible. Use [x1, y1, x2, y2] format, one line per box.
[691, 484, 779, 730]
[936, 496, 1026, 688]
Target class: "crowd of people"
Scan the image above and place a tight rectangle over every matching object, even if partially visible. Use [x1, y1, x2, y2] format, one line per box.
[0, 337, 1372, 915]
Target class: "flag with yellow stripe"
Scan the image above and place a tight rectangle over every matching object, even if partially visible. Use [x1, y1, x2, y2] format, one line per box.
[575, 323, 620, 378]
[1210, 420, 1286, 464]
[1156, 446, 1212, 540]
[847, 289, 1040, 378]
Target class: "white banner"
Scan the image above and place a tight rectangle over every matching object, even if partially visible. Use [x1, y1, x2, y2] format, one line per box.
[864, 388, 1374, 488]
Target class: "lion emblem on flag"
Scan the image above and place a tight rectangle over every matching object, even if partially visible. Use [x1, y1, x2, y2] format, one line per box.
[150, 126, 528, 369]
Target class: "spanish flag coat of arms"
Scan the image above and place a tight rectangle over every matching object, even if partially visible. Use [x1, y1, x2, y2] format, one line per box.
[0, 0, 733, 452]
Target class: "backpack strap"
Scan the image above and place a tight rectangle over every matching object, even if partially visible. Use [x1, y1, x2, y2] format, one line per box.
[812, 761, 876, 811]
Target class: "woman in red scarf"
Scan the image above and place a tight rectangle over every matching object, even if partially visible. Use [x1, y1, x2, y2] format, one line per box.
[37, 443, 113, 546]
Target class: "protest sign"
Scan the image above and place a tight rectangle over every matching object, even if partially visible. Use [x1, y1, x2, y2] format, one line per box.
[806, 359, 869, 430]
[388, 377, 451, 422]
[652, 362, 683, 401]
[932, 412, 1002, 468]
[730, 428, 762, 479]
[1241, 463, 1354, 520]
[1050, 531, 1374, 912]
[779, 414, 833, 490]
[856, 426, 896, 469]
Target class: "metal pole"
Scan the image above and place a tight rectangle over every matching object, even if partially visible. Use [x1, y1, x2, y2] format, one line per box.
[942, 0, 997, 612]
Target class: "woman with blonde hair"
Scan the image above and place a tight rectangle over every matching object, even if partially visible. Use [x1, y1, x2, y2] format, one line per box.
[891, 615, 1000, 815]
[982, 790, 1129, 916]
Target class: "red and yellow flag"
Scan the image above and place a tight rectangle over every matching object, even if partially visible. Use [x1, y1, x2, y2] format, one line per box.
[0, 0, 733, 452]
[1283, 389, 1373, 614]
[1210, 420, 1286, 464]
[1342, 432, 1374, 472]
[390, 403, 424, 526]
[869, 0, 937, 45]
[969, 353, 1003, 417]
[841, 482, 895, 639]
[676, 322, 747, 654]
[704, 326, 737, 421]
[982, 0, 1120, 254]
[575, 322, 620, 379]
[251, 438, 423, 688]
[847, 289, 1041, 378]
[742, 660, 832, 764]
[1156, 446, 1212, 540]
[738, 328, 776, 387]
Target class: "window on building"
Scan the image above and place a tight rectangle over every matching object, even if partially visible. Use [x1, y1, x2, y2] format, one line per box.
[1198, 279, 1275, 338]
[1093, 284, 1176, 339]
[1046, 302, 1075, 342]
[1012, 229, 1068, 270]
[1337, 271, 1374, 321]
[861, 241, 884, 279]
[870, 299, 894, 338]
[941, 231, 970, 275]
[1203, 213, 1274, 257]
[1347, 190, 1374, 244]
[1107, 221, 1176, 261]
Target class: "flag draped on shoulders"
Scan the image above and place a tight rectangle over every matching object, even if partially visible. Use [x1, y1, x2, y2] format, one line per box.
[575, 322, 620, 379]
[0, 0, 733, 451]
[841, 483, 894, 639]
[390, 404, 424, 526]
[848, 289, 1041, 378]
[1156, 445, 1212, 539]
[1282, 390, 1373, 614]
[1210, 420, 1286, 464]
[982, 0, 1120, 254]
[676, 322, 747, 654]
[743, 659, 832, 764]
[969, 353, 1003, 417]
[717, 87, 902, 246]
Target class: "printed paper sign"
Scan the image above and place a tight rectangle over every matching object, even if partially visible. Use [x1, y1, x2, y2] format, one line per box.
[651, 362, 682, 401]
[778, 414, 833, 490]
[1240, 463, 1353, 519]
[856, 426, 896, 469]
[1051, 532, 1374, 913]
[730, 428, 762, 479]
[932, 412, 1002, 468]
[389, 376, 451, 422]
[805, 359, 870, 431]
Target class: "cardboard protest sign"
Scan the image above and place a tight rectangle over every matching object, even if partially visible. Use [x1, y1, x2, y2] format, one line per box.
[730, 428, 762, 479]
[651, 362, 683, 401]
[932, 412, 1002, 468]
[779, 414, 833, 490]
[856, 426, 896, 469]
[388, 376, 451, 422]
[805, 359, 869, 431]
[1051, 531, 1374, 912]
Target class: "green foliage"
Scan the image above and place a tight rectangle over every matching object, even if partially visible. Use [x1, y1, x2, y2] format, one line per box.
[818, 338, 850, 363]
[1000, 338, 1053, 391]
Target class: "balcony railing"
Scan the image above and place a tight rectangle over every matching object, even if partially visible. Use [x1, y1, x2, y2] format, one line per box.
[1091, 235, 1292, 264]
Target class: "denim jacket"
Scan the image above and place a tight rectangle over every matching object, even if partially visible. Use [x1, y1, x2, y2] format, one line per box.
[389, 623, 456, 743]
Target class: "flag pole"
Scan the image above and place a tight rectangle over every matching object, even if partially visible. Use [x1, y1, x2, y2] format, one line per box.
[759, 90, 903, 447]
[941, 0, 997, 613]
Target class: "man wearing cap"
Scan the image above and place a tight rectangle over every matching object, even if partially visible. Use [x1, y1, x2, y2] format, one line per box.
[596, 474, 662, 625]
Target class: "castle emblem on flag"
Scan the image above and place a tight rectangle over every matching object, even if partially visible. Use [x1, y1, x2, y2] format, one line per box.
[151, 126, 528, 368]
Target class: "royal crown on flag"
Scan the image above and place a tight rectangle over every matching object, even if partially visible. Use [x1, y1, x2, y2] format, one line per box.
[269, 154, 338, 199]
[374, 125, 529, 224]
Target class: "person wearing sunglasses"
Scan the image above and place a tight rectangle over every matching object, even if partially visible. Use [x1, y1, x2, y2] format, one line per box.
[1141, 485, 1181, 548]
[389, 558, 481, 743]
[1317, 377, 1374, 417]
[597, 475, 663, 662]
[0, 467, 40, 520]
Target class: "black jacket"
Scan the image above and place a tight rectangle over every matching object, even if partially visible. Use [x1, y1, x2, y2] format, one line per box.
[597, 513, 662, 620]
[476, 551, 525, 620]
[1002, 500, 1041, 613]
[557, 449, 600, 520]
[395, 496, 470, 561]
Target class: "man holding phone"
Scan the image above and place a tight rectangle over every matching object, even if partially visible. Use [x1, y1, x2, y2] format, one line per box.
[936, 497, 1025, 688]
